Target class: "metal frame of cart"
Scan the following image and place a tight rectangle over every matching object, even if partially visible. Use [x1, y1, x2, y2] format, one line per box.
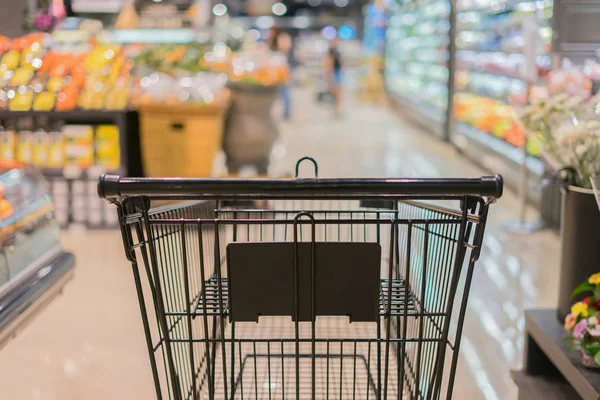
[98, 159, 503, 400]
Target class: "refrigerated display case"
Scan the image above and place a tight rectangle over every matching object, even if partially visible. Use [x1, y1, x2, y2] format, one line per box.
[0, 163, 74, 347]
[384, 0, 451, 137]
[451, 0, 552, 188]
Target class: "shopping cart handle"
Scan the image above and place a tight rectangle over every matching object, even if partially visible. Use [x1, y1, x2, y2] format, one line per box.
[98, 174, 503, 200]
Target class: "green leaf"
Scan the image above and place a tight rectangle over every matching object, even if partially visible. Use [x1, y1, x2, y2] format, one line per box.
[562, 336, 576, 342]
[594, 351, 600, 366]
[586, 343, 600, 352]
[572, 282, 595, 297]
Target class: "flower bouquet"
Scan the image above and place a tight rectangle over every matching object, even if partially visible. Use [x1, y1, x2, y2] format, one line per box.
[519, 94, 600, 188]
[564, 273, 600, 367]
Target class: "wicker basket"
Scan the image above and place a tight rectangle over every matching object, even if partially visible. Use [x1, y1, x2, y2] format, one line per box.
[138, 101, 228, 177]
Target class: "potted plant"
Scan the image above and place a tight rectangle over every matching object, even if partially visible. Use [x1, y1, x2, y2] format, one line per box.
[521, 95, 600, 321]
[564, 273, 600, 368]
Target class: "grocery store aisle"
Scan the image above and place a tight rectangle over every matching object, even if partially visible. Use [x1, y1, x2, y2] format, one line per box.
[0, 86, 560, 400]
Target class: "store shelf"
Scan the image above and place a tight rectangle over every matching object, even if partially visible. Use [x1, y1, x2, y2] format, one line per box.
[72, 0, 123, 13]
[0, 109, 142, 177]
[464, 69, 525, 81]
[453, 122, 543, 201]
[389, 91, 446, 138]
[0, 250, 75, 347]
[457, 0, 550, 14]
[456, 88, 519, 104]
[0, 110, 133, 121]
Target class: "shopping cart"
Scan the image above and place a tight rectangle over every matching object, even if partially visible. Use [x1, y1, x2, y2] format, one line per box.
[98, 158, 503, 400]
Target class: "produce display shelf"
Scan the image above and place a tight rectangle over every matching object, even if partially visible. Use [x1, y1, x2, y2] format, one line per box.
[0, 110, 134, 120]
[458, 21, 551, 31]
[453, 122, 543, 201]
[0, 109, 140, 229]
[456, 88, 517, 104]
[389, 92, 446, 138]
[451, 0, 553, 200]
[391, 14, 449, 24]
[460, 69, 526, 81]
[458, 0, 544, 14]
[385, 0, 451, 140]
[457, 48, 525, 55]
[0, 249, 75, 348]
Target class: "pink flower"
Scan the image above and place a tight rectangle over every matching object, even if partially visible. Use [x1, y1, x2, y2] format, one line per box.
[589, 324, 600, 336]
[574, 319, 588, 339]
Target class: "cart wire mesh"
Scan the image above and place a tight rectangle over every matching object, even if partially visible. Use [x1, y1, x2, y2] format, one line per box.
[99, 161, 501, 400]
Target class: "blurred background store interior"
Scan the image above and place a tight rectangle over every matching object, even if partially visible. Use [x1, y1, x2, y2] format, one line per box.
[0, 0, 599, 399]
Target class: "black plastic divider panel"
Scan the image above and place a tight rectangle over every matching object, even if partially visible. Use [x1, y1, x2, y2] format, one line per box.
[227, 242, 381, 322]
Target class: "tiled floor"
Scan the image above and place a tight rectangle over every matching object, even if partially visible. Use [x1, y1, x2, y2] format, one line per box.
[0, 87, 560, 399]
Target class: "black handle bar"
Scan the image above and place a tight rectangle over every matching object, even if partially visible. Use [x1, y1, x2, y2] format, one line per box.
[98, 174, 503, 200]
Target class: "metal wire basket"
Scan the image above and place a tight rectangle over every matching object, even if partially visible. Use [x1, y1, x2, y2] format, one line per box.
[98, 158, 503, 400]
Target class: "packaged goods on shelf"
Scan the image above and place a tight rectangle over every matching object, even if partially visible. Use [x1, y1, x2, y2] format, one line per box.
[94, 125, 120, 171]
[0, 122, 16, 160]
[63, 124, 93, 169]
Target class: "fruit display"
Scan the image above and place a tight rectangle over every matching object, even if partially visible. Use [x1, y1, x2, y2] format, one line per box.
[134, 71, 229, 106]
[453, 92, 541, 155]
[451, 0, 554, 159]
[131, 43, 211, 74]
[228, 46, 289, 86]
[0, 34, 131, 113]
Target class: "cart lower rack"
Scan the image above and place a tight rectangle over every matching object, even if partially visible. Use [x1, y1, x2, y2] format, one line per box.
[99, 159, 502, 400]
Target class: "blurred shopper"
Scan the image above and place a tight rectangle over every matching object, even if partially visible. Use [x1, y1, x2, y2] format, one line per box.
[269, 28, 293, 120]
[325, 38, 343, 116]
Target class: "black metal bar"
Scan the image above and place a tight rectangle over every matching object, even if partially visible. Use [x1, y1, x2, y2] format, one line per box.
[366, 341, 371, 400]
[415, 223, 429, 398]
[253, 342, 259, 400]
[196, 222, 214, 400]
[117, 203, 163, 400]
[292, 212, 318, 400]
[99, 175, 504, 200]
[352, 342, 357, 400]
[445, 205, 490, 399]
[383, 220, 396, 400]
[213, 222, 228, 400]
[267, 341, 272, 400]
[281, 340, 285, 400]
[230, 322, 236, 400]
[398, 222, 412, 397]
[432, 197, 470, 399]
[146, 218, 464, 226]
[339, 341, 344, 400]
[141, 203, 183, 400]
[167, 337, 445, 344]
[180, 222, 197, 400]
[327, 341, 330, 400]
[239, 342, 245, 400]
